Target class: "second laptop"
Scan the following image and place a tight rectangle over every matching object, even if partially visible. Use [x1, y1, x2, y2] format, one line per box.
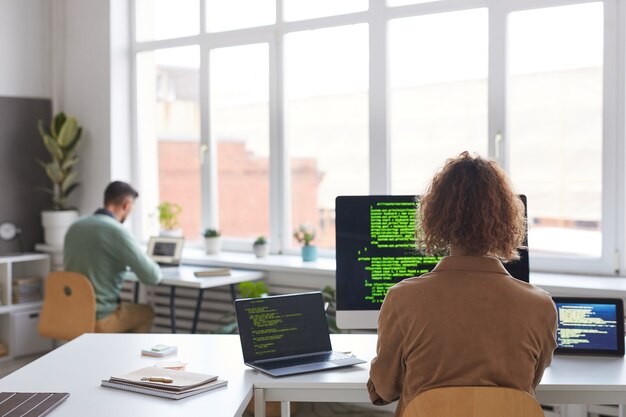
[235, 292, 365, 377]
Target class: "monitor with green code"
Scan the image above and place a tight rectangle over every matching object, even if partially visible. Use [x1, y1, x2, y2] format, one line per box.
[335, 195, 528, 329]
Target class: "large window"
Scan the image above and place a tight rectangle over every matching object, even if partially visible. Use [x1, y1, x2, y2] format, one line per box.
[284, 25, 369, 249]
[136, 46, 201, 240]
[508, 3, 604, 259]
[210, 44, 270, 239]
[133, 0, 623, 274]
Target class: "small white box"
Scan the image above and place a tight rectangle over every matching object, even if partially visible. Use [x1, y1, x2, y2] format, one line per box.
[11, 309, 53, 357]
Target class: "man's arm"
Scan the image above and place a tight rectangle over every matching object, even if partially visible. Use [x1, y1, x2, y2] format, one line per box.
[368, 287, 405, 405]
[117, 228, 163, 285]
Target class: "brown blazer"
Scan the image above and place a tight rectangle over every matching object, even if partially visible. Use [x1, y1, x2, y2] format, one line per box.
[367, 256, 557, 417]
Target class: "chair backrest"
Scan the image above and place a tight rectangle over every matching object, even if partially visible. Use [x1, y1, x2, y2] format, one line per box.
[38, 271, 96, 341]
[403, 386, 544, 417]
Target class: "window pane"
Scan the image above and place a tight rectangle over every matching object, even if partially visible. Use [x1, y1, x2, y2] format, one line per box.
[390, 10, 488, 195]
[206, 0, 275, 33]
[136, 46, 201, 241]
[284, 0, 368, 22]
[135, 0, 199, 42]
[210, 44, 270, 239]
[285, 25, 369, 249]
[508, 3, 603, 258]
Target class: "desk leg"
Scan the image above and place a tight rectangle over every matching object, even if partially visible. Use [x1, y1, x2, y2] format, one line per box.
[230, 283, 237, 302]
[134, 282, 139, 304]
[191, 289, 205, 334]
[281, 401, 290, 417]
[254, 389, 266, 417]
[170, 286, 177, 333]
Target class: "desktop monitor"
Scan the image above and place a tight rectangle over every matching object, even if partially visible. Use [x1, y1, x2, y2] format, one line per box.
[335, 195, 529, 329]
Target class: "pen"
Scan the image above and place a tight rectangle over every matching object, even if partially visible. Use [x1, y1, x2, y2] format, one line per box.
[141, 376, 174, 383]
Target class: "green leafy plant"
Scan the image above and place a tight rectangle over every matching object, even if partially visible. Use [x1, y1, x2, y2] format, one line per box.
[202, 228, 221, 238]
[213, 281, 268, 334]
[157, 202, 182, 230]
[37, 112, 83, 210]
[293, 224, 316, 246]
[253, 235, 267, 245]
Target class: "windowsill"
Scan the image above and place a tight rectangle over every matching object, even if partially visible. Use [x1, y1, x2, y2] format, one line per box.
[183, 248, 626, 297]
[182, 248, 335, 276]
[531, 272, 626, 297]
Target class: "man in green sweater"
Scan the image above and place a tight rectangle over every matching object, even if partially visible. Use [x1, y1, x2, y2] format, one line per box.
[64, 181, 162, 333]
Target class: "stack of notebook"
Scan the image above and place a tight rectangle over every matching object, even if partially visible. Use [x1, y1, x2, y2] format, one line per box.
[12, 277, 43, 304]
[101, 367, 227, 400]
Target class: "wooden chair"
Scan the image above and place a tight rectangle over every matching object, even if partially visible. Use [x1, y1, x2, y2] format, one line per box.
[403, 386, 545, 417]
[38, 271, 96, 341]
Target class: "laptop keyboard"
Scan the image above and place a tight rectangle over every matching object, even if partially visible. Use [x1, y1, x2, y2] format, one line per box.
[259, 352, 347, 370]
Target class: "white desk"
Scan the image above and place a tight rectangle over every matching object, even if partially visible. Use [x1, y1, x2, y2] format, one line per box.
[131, 266, 265, 333]
[0, 334, 254, 417]
[2, 334, 626, 417]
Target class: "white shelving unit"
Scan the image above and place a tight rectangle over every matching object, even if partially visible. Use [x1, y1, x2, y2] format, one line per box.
[0, 253, 52, 362]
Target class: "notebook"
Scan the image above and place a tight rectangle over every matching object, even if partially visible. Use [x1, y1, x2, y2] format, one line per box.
[101, 367, 227, 400]
[0, 392, 69, 417]
[101, 379, 227, 400]
[235, 292, 366, 377]
[553, 297, 625, 356]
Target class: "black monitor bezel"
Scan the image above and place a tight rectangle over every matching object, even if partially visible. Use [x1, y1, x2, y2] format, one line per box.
[552, 296, 625, 357]
[335, 194, 529, 312]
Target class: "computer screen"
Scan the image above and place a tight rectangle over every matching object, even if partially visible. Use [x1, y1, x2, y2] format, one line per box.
[147, 236, 184, 265]
[335, 195, 528, 329]
[235, 292, 332, 362]
[553, 297, 625, 356]
[154, 242, 177, 257]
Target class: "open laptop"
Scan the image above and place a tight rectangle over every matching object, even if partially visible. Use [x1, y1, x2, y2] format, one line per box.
[235, 292, 366, 377]
[147, 236, 184, 273]
[553, 297, 625, 356]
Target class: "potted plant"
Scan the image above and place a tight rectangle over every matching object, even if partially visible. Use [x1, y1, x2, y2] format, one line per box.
[293, 224, 317, 262]
[37, 112, 82, 247]
[252, 235, 269, 258]
[202, 228, 221, 254]
[158, 202, 183, 237]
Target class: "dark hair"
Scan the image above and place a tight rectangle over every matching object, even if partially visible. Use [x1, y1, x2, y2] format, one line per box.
[104, 181, 139, 206]
[417, 151, 526, 261]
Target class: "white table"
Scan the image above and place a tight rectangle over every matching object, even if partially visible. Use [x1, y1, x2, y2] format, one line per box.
[2, 334, 626, 417]
[0, 334, 255, 417]
[130, 266, 265, 333]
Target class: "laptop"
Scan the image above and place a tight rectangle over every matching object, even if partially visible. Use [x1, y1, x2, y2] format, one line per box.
[553, 297, 625, 356]
[235, 292, 366, 376]
[147, 236, 184, 274]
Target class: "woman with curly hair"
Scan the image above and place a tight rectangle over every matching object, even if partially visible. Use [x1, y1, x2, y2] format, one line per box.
[367, 151, 557, 417]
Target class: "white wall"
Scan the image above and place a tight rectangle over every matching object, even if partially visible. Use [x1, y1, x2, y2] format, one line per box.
[53, 0, 131, 214]
[0, 0, 51, 98]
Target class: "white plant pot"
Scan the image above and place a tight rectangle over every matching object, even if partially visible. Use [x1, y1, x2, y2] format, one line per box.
[253, 243, 269, 258]
[204, 237, 221, 255]
[159, 228, 183, 237]
[41, 210, 79, 247]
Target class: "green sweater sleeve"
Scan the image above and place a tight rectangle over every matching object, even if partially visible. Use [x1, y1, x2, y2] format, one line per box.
[116, 227, 163, 285]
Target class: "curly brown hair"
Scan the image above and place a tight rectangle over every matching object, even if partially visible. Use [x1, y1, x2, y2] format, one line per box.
[416, 151, 526, 261]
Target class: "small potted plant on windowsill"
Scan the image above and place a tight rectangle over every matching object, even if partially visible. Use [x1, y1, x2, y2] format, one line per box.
[293, 224, 317, 262]
[252, 235, 269, 258]
[158, 202, 183, 237]
[202, 228, 221, 255]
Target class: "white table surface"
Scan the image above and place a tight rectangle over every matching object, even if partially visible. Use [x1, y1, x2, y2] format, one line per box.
[2, 334, 626, 417]
[0, 334, 255, 417]
[157, 266, 265, 289]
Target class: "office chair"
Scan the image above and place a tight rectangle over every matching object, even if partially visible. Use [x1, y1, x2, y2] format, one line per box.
[403, 386, 544, 417]
[38, 271, 96, 341]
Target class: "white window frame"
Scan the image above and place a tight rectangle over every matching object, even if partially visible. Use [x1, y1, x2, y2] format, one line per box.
[130, 0, 625, 275]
